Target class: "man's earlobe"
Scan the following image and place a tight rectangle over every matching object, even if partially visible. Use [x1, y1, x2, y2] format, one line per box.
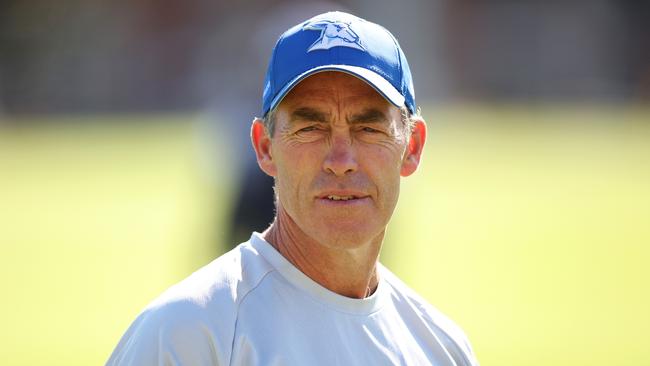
[400, 119, 427, 177]
[251, 119, 277, 177]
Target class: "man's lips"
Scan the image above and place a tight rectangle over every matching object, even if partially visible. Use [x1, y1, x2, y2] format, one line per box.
[316, 191, 370, 202]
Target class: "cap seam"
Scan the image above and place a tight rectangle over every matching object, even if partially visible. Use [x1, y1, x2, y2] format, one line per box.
[267, 36, 283, 116]
[389, 31, 405, 109]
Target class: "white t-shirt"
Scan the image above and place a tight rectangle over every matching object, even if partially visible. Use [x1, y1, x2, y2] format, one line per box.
[107, 233, 479, 365]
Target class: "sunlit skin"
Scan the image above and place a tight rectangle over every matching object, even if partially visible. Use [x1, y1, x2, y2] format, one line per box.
[251, 71, 426, 298]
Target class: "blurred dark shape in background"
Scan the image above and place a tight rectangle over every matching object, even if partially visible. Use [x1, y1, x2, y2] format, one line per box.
[1, 0, 648, 246]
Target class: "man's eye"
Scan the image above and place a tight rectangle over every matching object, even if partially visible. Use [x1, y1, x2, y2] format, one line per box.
[361, 127, 380, 133]
[297, 126, 318, 133]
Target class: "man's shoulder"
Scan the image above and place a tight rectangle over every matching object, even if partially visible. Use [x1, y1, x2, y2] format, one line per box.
[379, 265, 479, 365]
[107, 239, 275, 365]
[146, 239, 274, 319]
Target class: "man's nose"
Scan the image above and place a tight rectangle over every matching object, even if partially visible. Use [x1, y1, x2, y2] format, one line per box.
[323, 133, 358, 176]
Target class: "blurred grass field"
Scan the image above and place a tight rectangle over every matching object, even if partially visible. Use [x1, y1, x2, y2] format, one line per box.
[1, 106, 649, 365]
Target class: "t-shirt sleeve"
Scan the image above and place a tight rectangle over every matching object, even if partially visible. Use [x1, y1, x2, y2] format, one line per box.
[106, 301, 227, 366]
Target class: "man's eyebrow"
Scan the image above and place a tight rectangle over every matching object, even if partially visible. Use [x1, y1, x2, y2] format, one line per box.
[349, 108, 389, 124]
[290, 107, 330, 123]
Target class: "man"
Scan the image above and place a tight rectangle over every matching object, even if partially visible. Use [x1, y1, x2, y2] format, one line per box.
[108, 11, 479, 365]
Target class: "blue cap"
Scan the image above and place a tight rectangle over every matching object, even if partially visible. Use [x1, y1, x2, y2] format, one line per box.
[262, 11, 416, 117]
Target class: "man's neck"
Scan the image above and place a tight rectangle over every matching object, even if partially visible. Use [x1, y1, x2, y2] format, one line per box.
[261, 210, 383, 299]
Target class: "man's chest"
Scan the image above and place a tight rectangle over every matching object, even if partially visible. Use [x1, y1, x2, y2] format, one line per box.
[228, 302, 459, 366]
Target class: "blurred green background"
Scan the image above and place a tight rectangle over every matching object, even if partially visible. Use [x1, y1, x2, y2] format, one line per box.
[1, 105, 648, 365]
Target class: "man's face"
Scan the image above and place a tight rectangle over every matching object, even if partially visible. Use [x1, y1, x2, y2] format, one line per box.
[257, 71, 422, 249]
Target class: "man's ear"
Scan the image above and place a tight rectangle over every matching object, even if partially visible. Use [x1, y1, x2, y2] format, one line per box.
[251, 118, 277, 177]
[400, 119, 427, 177]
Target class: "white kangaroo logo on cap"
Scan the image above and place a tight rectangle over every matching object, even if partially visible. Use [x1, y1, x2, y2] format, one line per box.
[303, 20, 365, 52]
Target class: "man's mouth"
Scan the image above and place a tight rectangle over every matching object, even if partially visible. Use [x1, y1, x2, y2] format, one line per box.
[318, 191, 369, 203]
[326, 195, 358, 201]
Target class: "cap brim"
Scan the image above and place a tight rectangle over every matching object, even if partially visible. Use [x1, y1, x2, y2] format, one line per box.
[268, 65, 405, 115]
